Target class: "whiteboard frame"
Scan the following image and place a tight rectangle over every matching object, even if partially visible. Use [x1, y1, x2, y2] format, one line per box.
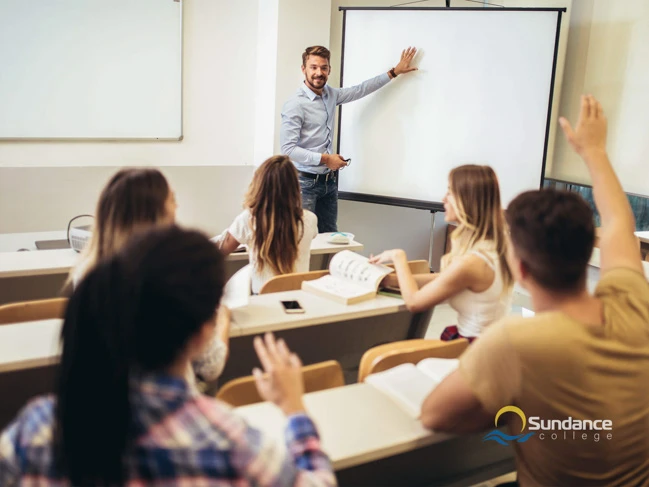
[0, 0, 184, 142]
[336, 6, 566, 211]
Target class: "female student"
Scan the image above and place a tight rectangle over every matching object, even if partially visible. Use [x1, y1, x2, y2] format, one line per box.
[215, 155, 319, 294]
[69, 168, 230, 383]
[0, 226, 335, 486]
[370, 165, 513, 342]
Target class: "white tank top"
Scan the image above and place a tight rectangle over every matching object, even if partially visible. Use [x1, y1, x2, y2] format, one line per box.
[447, 250, 512, 338]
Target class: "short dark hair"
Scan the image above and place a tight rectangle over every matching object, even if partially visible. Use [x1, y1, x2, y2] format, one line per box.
[302, 46, 330, 66]
[506, 188, 595, 292]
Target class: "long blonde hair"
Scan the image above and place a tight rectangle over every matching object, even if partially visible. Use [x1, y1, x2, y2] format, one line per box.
[245, 155, 304, 275]
[70, 168, 171, 283]
[441, 165, 513, 291]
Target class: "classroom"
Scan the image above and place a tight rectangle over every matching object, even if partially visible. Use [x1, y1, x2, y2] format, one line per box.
[1, 0, 648, 486]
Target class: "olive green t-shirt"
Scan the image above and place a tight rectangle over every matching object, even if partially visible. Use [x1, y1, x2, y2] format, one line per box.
[460, 268, 649, 486]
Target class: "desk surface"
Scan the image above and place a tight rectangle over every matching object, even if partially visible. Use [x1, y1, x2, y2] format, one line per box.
[0, 290, 405, 373]
[635, 231, 649, 244]
[231, 290, 405, 337]
[0, 233, 364, 278]
[235, 382, 451, 470]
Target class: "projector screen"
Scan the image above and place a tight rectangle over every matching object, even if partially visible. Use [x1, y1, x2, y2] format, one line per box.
[0, 0, 182, 140]
[337, 8, 563, 208]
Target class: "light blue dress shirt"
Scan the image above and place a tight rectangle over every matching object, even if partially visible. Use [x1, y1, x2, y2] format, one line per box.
[280, 73, 391, 175]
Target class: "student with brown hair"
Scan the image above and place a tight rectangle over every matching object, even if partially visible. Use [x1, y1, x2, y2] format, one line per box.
[370, 164, 514, 342]
[215, 155, 319, 294]
[70, 168, 231, 385]
[422, 96, 649, 486]
[0, 226, 335, 486]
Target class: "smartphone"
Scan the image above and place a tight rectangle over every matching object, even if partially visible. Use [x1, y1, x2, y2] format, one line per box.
[281, 300, 305, 314]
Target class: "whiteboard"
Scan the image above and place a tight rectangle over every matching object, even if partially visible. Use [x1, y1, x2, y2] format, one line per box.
[338, 8, 563, 207]
[0, 0, 182, 140]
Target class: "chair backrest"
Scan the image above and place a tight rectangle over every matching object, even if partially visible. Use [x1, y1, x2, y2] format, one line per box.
[357, 338, 469, 383]
[216, 360, 345, 407]
[259, 269, 329, 294]
[0, 298, 68, 325]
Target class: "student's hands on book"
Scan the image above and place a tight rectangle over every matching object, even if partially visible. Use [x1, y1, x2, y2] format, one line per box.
[253, 333, 306, 416]
[369, 249, 405, 265]
[559, 94, 607, 160]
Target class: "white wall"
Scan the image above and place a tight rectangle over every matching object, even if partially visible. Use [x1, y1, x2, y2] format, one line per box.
[0, 0, 259, 167]
[550, 0, 649, 197]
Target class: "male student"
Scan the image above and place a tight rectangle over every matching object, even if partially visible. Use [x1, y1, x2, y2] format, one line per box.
[421, 95, 649, 486]
[280, 45, 418, 232]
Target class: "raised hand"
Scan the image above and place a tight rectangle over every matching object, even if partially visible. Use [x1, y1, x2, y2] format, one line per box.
[559, 94, 607, 158]
[394, 47, 418, 75]
[253, 333, 305, 415]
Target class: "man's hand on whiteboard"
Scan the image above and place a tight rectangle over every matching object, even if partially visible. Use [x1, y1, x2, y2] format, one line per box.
[322, 153, 348, 171]
[393, 47, 418, 76]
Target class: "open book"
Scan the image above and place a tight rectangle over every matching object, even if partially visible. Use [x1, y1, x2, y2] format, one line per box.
[365, 358, 459, 418]
[301, 250, 394, 305]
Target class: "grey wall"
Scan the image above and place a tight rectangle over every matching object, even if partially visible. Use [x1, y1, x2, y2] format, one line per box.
[0, 165, 255, 235]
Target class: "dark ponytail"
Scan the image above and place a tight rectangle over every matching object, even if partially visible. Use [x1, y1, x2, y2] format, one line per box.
[54, 225, 226, 485]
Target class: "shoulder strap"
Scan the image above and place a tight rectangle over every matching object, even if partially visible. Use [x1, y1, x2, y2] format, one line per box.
[468, 250, 496, 270]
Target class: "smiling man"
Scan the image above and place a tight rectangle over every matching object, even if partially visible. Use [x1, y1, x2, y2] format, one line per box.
[280, 45, 417, 232]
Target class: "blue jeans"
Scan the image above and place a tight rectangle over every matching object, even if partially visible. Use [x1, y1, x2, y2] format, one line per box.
[299, 172, 338, 233]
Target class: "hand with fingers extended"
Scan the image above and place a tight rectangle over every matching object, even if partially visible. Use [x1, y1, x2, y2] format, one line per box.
[394, 46, 418, 76]
[559, 94, 607, 159]
[253, 333, 306, 416]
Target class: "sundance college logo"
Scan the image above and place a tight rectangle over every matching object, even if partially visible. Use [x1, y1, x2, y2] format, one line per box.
[483, 406, 614, 446]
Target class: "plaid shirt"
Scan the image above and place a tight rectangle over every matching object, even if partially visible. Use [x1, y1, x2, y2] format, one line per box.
[0, 374, 336, 486]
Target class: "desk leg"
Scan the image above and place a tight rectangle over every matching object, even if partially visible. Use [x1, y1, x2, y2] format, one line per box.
[429, 211, 447, 272]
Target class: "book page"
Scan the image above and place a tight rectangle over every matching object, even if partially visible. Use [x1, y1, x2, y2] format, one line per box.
[328, 250, 393, 291]
[416, 358, 459, 383]
[365, 363, 438, 418]
[304, 274, 370, 300]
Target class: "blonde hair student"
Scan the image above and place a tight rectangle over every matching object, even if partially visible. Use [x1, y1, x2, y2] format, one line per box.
[215, 155, 318, 294]
[370, 164, 513, 342]
[69, 168, 230, 385]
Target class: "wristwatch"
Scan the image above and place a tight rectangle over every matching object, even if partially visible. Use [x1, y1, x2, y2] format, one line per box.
[389, 68, 398, 78]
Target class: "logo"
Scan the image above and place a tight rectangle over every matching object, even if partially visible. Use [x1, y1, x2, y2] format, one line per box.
[483, 406, 614, 445]
[483, 406, 535, 446]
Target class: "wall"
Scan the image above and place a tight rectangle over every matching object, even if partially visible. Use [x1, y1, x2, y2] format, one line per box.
[0, 0, 259, 233]
[0, 0, 259, 168]
[550, 0, 649, 197]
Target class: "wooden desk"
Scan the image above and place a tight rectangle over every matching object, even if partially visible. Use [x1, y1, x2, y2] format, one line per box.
[0, 233, 364, 305]
[0, 289, 428, 428]
[236, 383, 514, 486]
[221, 290, 427, 384]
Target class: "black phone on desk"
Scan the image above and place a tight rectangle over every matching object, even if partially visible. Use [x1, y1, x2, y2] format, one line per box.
[281, 300, 305, 314]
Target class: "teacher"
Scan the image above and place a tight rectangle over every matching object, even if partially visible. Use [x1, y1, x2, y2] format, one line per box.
[280, 45, 418, 233]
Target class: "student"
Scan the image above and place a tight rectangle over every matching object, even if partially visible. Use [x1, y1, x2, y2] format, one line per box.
[215, 155, 318, 294]
[70, 168, 230, 384]
[0, 226, 335, 486]
[421, 96, 649, 486]
[370, 165, 513, 342]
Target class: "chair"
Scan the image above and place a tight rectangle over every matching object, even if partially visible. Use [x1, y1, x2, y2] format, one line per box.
[357, 338, 469, 382]
[216, 360, 345, 407]
[259, 269, 329, 294]
[0, 298, 68, 325]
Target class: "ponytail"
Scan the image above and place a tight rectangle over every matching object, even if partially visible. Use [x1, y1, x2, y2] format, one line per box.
[55, 257, 137, 485]
[54, 225, 226, 485]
